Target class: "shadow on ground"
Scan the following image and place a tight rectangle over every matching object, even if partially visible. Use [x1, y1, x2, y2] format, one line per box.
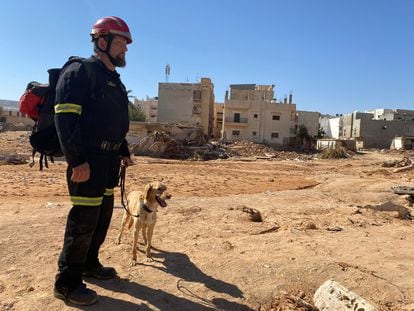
[80, 249, 253, 310]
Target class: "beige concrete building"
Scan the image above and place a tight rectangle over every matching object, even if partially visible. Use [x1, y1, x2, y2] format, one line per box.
[134, 97, 158, 123]
[157, 78, 215, 137]
[222, 84, 297, 147]
[213, 103, 224, 139]
[342, 111, 414, 149]
[297, 110, 320, 137]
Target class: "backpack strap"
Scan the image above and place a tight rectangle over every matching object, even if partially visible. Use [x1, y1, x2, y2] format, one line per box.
[65, 56, 97, 98]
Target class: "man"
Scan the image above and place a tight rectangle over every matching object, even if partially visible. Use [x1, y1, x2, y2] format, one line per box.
[53, 16, 134, 306]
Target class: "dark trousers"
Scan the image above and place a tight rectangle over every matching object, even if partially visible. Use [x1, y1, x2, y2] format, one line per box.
[55, 153, 119, 290]
[55, 195, 114, 290]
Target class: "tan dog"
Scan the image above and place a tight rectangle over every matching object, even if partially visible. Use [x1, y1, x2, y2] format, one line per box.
[115, 181, 171, 265]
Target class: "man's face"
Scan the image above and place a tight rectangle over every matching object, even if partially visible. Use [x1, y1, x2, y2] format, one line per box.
[110, 35, 128, 67]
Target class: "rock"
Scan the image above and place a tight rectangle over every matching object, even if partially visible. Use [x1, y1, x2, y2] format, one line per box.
[6, 154, 27, 165]
[305, 222, 318, 230]
[313, 280, 377, 311]
[242, 206, 263, 222]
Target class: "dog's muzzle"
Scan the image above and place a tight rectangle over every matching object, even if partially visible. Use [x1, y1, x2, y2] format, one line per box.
[156, 193, 171, 208]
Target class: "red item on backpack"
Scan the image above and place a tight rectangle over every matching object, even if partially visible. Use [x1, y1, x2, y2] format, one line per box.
[19, 82, 49, 120]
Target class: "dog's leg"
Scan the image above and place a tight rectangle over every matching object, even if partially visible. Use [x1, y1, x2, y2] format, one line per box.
[145, 223, 155, 262]
[142, 224, 148, 246]
[130, 222, 143, 266]
[115, 212, 130, 245]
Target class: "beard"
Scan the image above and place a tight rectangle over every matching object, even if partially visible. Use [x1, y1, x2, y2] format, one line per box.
[113, 54, 126, 67]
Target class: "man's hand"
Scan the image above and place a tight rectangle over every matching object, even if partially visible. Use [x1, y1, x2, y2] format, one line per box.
[71, 162, 90, 183]
[121, 156, 134, 167]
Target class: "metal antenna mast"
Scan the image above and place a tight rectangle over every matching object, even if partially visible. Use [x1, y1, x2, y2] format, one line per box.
[165, 64, 170, 82]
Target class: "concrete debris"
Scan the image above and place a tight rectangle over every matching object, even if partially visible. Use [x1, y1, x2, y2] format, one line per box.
[130, 131, 190, 159]
[222, 140, 316, 161]
[0, 154, 28, 165]
[0, 130, 318, 163]
[181, 128, 206, 146]
[326, 226, 343, 232]
[131, 134, 316, 161]
[259, 290, 317, 311]
[241, 206, 263, 222]
[392, 185, 414, 195]
[313, 280, 377, 311]
[382, 157, 412, 168]
[362, 202, 412, 220]
[319, 146, 351, 159]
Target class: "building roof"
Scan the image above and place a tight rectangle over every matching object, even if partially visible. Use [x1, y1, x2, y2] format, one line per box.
[229, 84, 257, 90]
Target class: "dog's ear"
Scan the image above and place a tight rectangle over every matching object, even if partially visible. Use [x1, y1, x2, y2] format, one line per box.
[143, 183, 153, 200]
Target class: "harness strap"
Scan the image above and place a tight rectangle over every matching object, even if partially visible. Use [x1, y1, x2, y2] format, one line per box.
[119, 164, 140, 218]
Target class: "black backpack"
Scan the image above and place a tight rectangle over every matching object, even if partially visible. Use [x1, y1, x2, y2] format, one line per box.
[26, 56, 95, 170]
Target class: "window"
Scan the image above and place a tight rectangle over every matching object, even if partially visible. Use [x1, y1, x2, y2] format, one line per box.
[193, 90, 201, 101]
[234, 113, 241, 123]
[253, 113, 258, 118]
[271, 132, 279, 139]
[272, 115, 280, 120]
[232, 130, 240, 136]
[252, 131, 257, 136]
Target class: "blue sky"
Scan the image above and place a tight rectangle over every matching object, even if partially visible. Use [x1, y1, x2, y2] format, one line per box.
[1, 0, 413, 115]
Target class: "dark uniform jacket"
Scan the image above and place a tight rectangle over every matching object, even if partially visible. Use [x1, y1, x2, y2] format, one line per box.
[54, 56, 130, 167]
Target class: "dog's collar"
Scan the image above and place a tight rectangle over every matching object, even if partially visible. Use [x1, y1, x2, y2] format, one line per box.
[140, 202, 153, 213]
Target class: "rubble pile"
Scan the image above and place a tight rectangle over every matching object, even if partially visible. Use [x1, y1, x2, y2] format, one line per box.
[180, 128, 206, 146]
[131, 134, 317, 161]
[0, 130, 316, 162]
[224, 140, 276, 157]
[223, 140, 316, 161]
[382, 156, 412, 168]
[319, 145, 351, 159]
[130, 131, 191, 159]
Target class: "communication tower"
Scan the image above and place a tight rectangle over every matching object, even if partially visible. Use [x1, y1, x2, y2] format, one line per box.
[165, 64, 170, 82]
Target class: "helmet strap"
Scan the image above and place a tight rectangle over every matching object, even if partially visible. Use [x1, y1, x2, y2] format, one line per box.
[97, 34, 118, 67]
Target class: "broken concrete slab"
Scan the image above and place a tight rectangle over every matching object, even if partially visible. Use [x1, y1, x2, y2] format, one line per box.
[313, 279, 377, 311]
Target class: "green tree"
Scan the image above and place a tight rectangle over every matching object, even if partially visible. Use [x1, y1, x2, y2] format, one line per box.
[126, 90, 146, 121]
[317, 126, 326, 138]
[297, 124, 311, 147]
[128, 102, 146, 121]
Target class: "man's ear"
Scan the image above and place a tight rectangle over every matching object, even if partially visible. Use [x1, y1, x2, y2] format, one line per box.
[97, 37, 108, 51]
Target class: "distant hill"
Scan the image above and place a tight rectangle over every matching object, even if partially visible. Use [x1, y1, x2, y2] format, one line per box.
[0, 99, 19, 111]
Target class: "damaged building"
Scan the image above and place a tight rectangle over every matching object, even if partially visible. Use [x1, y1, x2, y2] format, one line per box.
[157, 78, 215, 138]
[221, 84, 297, 147]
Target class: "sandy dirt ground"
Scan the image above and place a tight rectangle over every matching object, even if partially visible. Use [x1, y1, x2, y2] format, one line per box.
[1, 131, 414, 311]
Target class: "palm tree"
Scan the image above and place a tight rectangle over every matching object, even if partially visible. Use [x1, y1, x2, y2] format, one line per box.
[126, 90, 146, 121]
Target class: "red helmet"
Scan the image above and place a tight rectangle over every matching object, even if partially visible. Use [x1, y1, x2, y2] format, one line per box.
[91, 16, 132, 44]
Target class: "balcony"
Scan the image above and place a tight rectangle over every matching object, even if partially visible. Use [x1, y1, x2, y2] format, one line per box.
[224, 117, 248, 126]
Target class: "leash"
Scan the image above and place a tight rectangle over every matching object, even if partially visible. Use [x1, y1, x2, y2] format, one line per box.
[119, 164, 140, 218]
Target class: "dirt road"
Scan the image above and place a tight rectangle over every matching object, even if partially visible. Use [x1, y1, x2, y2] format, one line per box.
[1, 131, 414, 310]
